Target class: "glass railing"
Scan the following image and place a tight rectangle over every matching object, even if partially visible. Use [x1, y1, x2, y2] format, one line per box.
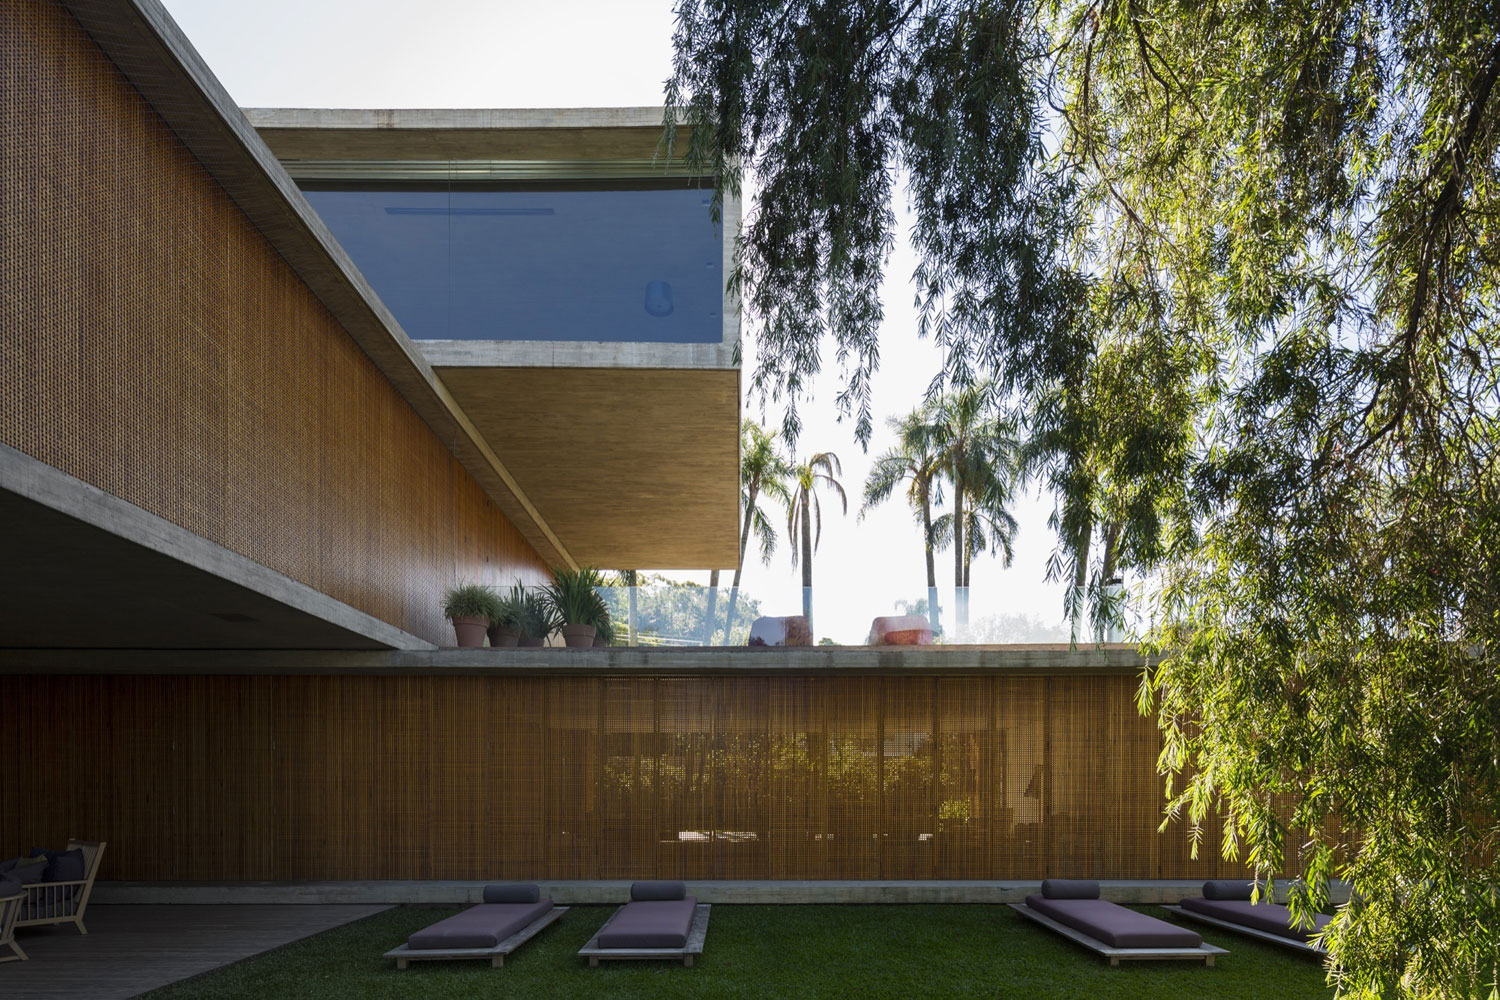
[471, 581, 1135, 648]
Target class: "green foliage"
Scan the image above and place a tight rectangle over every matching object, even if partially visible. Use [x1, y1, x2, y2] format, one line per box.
[862, 406, 945, 612]
[602, 573, 765, 645]
[739, 419, 794, 566]
[441, 583, 499, 622]
[670, 1, 1500, 995]
[924, 385, 1022, 586]
[508, 580, 560, 641]
[785, 451, 848, 625]
[543, 566, 610, 628]
[491, 587, 525, 631]
[726, 420, 795, 637]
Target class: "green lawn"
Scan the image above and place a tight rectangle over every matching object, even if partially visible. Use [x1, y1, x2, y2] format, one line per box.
[143, 903, 1332, 999]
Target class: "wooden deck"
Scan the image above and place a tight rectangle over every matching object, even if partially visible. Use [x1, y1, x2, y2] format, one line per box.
[0, 904, 389, 999]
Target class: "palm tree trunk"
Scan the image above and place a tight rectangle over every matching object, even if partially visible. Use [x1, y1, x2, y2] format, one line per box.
[724, 484, 759, 643]
[703, 568, 720, 645]
[1099, 520, 1123, 642]
[953, 481, 967, 626]
[800, 489, 814, 629]
[921, 486, 938, 633]
[1070, 520, 1093, 638]
[625, 568, 639, 645]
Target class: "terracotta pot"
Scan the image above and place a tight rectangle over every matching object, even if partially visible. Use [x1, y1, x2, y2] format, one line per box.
[518, 634, 546, 648]
[451, 616, 489, 648]
[561, 624, 597, 648]
[488, 625, 520, 648]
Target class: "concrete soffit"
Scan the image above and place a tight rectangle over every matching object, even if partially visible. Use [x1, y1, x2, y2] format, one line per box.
[58, 0, 577, 571]
[0, 443, 437, 652]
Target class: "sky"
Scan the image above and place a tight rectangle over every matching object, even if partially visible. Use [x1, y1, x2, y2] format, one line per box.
[162, 0, 1073, 643]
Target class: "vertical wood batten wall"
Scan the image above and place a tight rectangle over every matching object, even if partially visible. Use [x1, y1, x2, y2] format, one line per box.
[0, 674, 1255, 882]
[0, 1, 550, 645]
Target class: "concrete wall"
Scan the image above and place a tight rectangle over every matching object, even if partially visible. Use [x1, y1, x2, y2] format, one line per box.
[0, 0, 550, 645]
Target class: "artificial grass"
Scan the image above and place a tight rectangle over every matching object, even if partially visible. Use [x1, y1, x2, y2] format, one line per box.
[142, 903, 1332, 999]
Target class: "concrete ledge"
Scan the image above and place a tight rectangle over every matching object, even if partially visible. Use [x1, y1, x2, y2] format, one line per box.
[94, 880, 1351, 907]
[0, 644, 1150, 675]
[0, 443, 432, 651]
[424, 341, 736, 371]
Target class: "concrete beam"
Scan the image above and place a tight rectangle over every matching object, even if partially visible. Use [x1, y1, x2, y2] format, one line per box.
[421, 341, 736, 370]
[247, 107, 681, 131]
[93, 879, 1351, 907]
[0, 643, 1150, 676]
[0, 442, 433, 651]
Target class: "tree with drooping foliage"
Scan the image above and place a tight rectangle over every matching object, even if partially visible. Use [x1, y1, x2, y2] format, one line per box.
[668, 2, 1500, 994]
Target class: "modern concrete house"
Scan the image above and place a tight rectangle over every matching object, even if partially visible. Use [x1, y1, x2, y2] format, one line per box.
[2, 0, 1257, 902]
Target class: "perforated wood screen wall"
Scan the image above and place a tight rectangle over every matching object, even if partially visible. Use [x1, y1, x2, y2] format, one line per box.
[0, 1, 549, 645]
[0, 674, 1258, 881]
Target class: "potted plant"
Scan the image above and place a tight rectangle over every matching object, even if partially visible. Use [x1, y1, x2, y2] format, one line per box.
[513, 584, 558, 647]
[442, 583, 499, 648]
[488, 585, 525, 647]
[543, 566, 608, 648]
[593, 613, 616, 647]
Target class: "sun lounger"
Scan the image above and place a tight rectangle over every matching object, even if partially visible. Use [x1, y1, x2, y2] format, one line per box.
[1010, 879, 1228, 966]
[578, 881, 710, 967]
[384, 884, 566, 969]
[1164, 880, 1329, 957]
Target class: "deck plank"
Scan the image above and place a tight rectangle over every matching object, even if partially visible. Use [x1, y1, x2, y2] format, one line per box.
[0, 904, 389, 999]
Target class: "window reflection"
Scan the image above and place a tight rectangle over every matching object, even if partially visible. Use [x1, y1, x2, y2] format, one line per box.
[302, 185, 723, 343]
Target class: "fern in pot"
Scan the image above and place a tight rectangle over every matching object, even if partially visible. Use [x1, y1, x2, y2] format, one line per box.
[512, 584, 559, 647]
[593, 613, 617, 647]
[543, 567, 609, 647]
[488, 584, 526, 647]
[443, 583, 500, 648]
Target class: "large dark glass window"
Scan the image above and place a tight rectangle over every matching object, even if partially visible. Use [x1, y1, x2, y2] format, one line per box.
[303, 184, 724, 343]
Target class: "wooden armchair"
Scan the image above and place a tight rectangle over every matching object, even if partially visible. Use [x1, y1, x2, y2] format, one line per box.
[15, 839, 106, 936]
[0, 887, 24, 962]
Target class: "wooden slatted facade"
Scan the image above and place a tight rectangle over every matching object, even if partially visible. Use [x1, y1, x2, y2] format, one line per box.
[0, 0, 549, 646]
[0, 674, 1254, 881]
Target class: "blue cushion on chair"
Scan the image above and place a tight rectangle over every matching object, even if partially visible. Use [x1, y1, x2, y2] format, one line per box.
[0, 873, 22, 899]
[8, 858, 47, 885]
[30, 848, 86, 883]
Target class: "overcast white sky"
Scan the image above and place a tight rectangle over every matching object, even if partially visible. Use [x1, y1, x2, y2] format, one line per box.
[163, 0, 1071, 642]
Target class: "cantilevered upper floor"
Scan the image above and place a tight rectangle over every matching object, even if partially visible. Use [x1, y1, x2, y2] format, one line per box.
[246, 107, 743, 571]
[1, 0, 739, 653]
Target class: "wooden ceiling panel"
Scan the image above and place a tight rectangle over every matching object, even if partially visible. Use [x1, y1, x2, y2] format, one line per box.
[436, 366, 740, 570]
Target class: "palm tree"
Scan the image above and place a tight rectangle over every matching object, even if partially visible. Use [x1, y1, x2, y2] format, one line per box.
[933, 467, 1021, 587]
[785, 451, 847, 631]
[720, 420, 793, 641]
[861, 407, 944, 631]
[928, 385, 1020, 625]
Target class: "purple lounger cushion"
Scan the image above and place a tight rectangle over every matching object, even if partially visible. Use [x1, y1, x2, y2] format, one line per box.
[1181, 896, 1331, 942]
[407, 898, 553, 950]
[631, 880, 687, 901]
[596, 897, 698, 949]
[1041, 879, 1100, 899]
[1025, 894, 1203, 948]
[1202, 879, 1255, 901]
